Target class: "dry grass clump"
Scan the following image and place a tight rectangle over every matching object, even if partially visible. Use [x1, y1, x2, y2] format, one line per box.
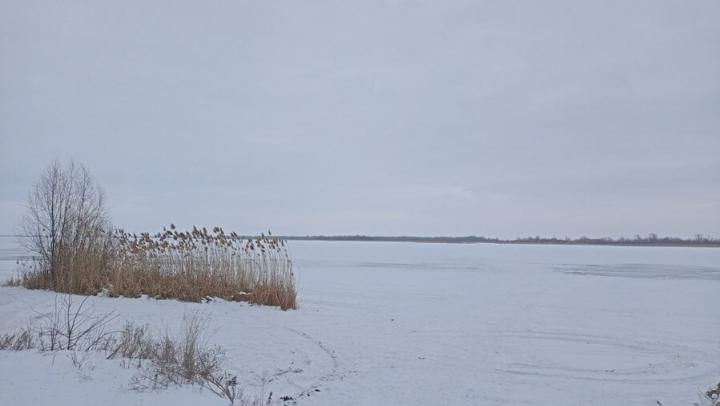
[0, 297, 261, 405]
[128, 314, 224, 388]
[0, 326, 35, 351]
[10, 236, 116, 294]
[1, 277, 22, 287]
[105, 323, 156, 360]
[16, 225, 297, 310]
[113, 314, 264, 405]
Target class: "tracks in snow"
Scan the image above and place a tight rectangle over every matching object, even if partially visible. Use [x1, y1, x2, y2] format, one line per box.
[283, 326, 343, 400]
[496, 329, 719, 384]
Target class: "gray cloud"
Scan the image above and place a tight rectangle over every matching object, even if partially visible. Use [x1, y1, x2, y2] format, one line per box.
[1, 0, 718, 238]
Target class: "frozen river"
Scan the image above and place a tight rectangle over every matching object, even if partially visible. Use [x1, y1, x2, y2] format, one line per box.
[1, 240, 719, 405]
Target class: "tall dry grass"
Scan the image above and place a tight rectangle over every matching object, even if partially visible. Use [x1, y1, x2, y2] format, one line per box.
[12, 225, 297, 310]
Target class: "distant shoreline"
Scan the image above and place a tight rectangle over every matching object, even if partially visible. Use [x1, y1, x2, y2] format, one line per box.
[272, 235, 720, 248]
[2, 234, 718, 248]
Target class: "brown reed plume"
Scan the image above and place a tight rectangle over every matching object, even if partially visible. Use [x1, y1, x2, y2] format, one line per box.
[14, 226, 297, 310]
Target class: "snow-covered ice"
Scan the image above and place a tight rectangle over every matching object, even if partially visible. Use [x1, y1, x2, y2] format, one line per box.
[1, 241, 718, 405]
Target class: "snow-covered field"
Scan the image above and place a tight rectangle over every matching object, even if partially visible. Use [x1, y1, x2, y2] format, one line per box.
[1, 240, 718, 405]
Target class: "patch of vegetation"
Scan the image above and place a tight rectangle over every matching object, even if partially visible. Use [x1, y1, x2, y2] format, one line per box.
[0, 295, 265, 405]
[12, 160, 296, 310]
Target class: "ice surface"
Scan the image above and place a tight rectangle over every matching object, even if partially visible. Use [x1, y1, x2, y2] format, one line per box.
[0, 241, 718, 405]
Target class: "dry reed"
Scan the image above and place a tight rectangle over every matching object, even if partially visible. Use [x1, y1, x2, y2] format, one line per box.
[15, 225, 297, 310]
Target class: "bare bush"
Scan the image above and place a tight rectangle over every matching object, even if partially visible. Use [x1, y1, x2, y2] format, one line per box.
[37, 295, 116, 351]
[21, 160, 113, 292]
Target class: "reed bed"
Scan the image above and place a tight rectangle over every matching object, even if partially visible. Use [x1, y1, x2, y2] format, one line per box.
[11, 225, 297, 310]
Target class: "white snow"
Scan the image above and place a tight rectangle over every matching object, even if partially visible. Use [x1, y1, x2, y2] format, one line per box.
[1, 241, 719, 405]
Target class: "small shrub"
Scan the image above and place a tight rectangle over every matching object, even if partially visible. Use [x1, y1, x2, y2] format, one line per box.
[21, 160, 112, 293]
[36, 295, 116, 351]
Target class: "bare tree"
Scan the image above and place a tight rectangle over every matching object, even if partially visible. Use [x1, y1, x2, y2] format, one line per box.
[21, 160, 111, 290]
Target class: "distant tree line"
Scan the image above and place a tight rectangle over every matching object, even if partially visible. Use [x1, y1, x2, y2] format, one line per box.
[264, 233, 720, 247]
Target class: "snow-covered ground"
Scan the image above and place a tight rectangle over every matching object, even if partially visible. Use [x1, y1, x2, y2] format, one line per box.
[1, 240, 718, 405]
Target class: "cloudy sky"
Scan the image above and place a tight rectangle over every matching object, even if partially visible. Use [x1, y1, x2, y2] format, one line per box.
[1, 1, 718, 238]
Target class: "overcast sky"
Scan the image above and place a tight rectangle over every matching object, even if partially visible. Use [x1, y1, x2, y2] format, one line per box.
[1, 1, 718, 238]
